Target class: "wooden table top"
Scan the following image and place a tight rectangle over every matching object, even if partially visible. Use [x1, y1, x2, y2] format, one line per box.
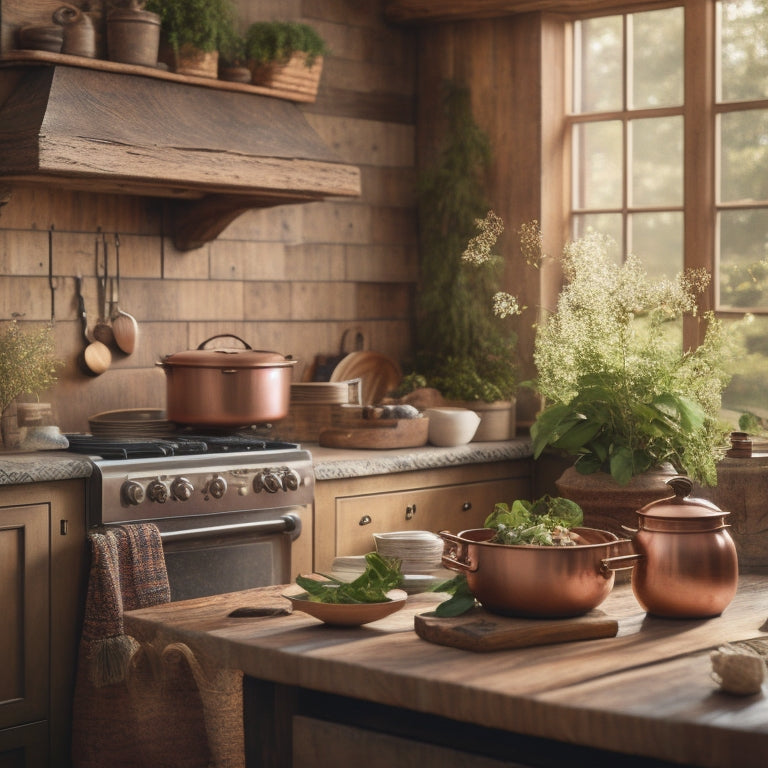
[124, 575, 768, 767]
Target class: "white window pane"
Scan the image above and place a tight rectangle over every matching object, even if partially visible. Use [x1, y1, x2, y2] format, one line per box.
[630, 211, 684, 280]
[720, 109, 768, 203]
[719, 0, 768, 102]
[573, 121, 623, 208]
[574, 16, 623, 113]
[631, 117, 683, 207]
[718, 209, 768, 309]
[631, 8, 684, 109]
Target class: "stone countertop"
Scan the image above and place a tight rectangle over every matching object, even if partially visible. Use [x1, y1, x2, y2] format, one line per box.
[0, 439, 533, 487]
[0, 450, 93, 486]
[309, 438, 532, 481]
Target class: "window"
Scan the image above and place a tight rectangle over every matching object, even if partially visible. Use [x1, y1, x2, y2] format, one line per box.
[568, 1, 768, 425]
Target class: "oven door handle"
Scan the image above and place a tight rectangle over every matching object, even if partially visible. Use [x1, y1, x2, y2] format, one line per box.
[158, 513, 302, 543]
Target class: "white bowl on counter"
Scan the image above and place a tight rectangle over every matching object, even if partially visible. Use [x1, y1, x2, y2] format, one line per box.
[423, 407, 481, 446]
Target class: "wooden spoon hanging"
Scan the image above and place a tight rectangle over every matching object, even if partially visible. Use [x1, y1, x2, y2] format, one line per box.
[76, 276, 111, 376]
[92, 234, 115, 346]
[110, 233, 138, 355]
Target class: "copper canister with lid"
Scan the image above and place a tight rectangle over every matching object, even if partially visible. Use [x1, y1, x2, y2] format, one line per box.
[629, 475, 738, 618]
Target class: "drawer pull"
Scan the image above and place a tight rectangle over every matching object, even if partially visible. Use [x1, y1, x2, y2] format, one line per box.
[405, 504, 416, 520]
[462, 502, 472, 511]
[359, 515, 372, 526]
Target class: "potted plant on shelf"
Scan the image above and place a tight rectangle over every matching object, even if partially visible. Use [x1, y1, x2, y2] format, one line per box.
[145, 0, 235, 79]
[244, 21, 328, 100]
[217, 23, 249, 83]
[396, 83, 522, 440]
[0, 317, 62, 450]
[528, 228, 734, 535]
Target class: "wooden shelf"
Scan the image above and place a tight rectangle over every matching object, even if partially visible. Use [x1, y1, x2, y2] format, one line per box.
[0, 49, 317, 103]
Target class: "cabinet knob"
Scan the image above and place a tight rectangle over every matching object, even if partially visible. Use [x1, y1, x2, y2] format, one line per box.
[405, 504, 416, 520]
[462, 502, 472, 511]
[359, 515, 372, 526]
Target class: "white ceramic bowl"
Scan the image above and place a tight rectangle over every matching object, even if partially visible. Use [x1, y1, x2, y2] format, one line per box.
[423, 407, 481, 447]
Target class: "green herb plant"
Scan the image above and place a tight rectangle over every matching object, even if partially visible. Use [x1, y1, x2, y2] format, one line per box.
[0, 318, 62, 415]
[145, 0, 236, 54]
[244, 21, 328, 68]
[408, 83, 520, 404]
[294, 552, 402, 604]
[530, 228, 733, 486]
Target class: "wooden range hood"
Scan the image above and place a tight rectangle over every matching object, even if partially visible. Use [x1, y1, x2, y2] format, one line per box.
[0, 64, 361, 250]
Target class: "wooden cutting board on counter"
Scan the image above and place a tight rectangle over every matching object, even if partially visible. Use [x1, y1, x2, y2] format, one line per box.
[414, 607, 619, 652]
[318, 417, 428, 449]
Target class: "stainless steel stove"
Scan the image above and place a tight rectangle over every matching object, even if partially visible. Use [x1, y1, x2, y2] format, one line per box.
[68, 432, 315, 601]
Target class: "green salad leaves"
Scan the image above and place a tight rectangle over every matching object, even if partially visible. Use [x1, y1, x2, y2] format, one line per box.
[294, 552, 402, 604]
[484, 495, 583, 546]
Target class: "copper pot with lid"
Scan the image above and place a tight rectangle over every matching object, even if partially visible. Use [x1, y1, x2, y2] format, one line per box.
[603, 475, 738, 618]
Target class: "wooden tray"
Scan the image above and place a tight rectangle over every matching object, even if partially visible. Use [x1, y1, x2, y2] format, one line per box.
[414, 606, 618, 652]
[318, 417, 428, 449]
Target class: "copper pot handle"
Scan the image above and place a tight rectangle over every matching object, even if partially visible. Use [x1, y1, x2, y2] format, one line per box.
[198, 333, 252, 350]
[600, 553, 643, 578]
[439, 531, 479, 574]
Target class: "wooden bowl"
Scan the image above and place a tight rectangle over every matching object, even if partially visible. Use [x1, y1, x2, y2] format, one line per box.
[284, 589, 408, 626]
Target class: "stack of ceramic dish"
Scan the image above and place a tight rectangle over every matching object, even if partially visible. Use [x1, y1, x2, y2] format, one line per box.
[88, 408, 174, 436]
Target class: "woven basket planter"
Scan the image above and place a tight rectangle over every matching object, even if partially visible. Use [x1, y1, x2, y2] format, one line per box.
[249, 52, 323, 100]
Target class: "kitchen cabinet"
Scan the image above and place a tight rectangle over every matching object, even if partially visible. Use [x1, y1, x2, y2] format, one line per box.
[0, 481, 87, 768]
[313, 460, 532, 572]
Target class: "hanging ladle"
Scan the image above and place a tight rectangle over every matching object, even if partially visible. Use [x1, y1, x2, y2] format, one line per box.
[76, 275, 111, 376]
[110, 233, 138, 355]
[93, 233, 115, 347]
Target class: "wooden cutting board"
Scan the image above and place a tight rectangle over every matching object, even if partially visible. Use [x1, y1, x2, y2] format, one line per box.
[414, 607, 619, 652]
[318, 417, 428, 449]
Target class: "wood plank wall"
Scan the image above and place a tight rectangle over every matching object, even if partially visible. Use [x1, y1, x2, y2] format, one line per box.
[0, 0, 419, 435]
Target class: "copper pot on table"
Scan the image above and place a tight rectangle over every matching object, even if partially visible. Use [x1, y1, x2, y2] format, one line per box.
[603, 475, 739, 618]
[440, 527, 633, 618]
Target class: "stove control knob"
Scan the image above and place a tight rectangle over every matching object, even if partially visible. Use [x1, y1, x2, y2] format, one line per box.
[147, 480, 169, 504]
[209, 475, 227, 499]
[254, 469, 282, 494]
[122, 480, 145, 506]
[282, 468, 301, 492]
[171, 477, 194, 501]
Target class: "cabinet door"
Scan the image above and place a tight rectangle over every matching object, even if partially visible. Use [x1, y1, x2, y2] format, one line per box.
[0, 505, 49, 731]
[335, 477, 528, 560]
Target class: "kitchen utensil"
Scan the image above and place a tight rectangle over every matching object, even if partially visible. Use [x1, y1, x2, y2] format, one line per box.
[440, 526, 633, 618]
[92, 236, 115, 347]
[158, 334, 298, 426]
[423, 407, 481, 446]
[602, 476, 739, 618]
[329, 351, 402, 405]
[283, 588, 408, 626]
[306, 327, 366, 382]
[318, 417, 428, 449]
[414, 607, 619, 652]
[110, 234, 138, 355]
[75, 276, 111, 376]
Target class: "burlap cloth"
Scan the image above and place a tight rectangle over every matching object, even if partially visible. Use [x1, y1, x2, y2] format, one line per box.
[71, 524, 244, 768]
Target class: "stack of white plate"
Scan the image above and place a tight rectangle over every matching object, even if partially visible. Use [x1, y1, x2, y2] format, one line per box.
[373, 530, 445, 574]
[290, 379, 362, 405]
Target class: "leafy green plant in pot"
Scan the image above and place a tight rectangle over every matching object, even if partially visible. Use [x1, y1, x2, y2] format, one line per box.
[399, 83, 522, 439]
[244, 21, 328, 94]
[145, 0, 235, 78]
[528, 228, 734, 534]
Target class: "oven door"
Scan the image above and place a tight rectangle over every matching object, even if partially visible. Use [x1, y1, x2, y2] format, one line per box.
[155, 507, 305, 602]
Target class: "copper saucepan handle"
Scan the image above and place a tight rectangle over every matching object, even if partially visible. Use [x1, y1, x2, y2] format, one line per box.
[439, 531, 479, 574]
[600, 553, 643, 578]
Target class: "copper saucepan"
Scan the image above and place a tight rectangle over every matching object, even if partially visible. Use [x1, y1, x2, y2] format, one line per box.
[440, 527, 634, 618]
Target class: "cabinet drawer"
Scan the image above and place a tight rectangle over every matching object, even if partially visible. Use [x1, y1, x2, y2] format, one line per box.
[335, 477, 527, 560]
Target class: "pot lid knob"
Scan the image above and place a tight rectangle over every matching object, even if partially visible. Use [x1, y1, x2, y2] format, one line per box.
[667, 475, 693, 499]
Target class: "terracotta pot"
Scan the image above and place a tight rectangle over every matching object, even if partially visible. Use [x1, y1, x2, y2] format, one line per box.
[440, 526, 633, 618]
[555, 463, 677, 540]
[447, 398, 516, 441]
[174, 45, 219, 79]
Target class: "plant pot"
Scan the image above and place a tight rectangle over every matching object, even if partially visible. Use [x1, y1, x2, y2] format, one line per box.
[249, 53, 323, 100]
[555, 463, 677, 541]
[448, 398, 515, 441]
[173, 45, 219, 79]
[107, 2, 161, 67]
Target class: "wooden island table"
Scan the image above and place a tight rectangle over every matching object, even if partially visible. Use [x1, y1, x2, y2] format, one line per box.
[124, 576, 768, 768]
